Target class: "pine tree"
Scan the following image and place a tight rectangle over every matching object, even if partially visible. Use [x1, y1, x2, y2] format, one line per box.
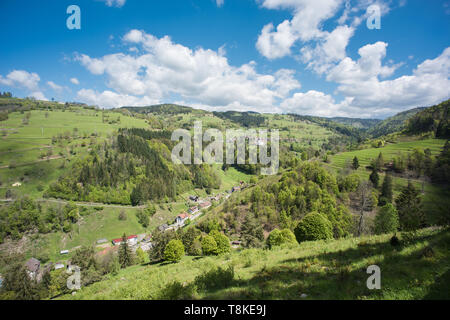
[352, 156, 360, 170]
[369, 169, 380, 188]
[395, 181, 425, 231]
[118, 233, 133, 268]
[379, 173, 393, 206]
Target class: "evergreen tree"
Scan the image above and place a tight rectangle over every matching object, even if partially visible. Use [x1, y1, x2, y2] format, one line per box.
[374, 203, 399, 234]
[369, 169, 380, 188]
[395, 182, 425, 231]
[379, 173, 393, 206]
[240, 214, 264, 248]
[352, 156, 360, 170]
[118, 233, 133, 268]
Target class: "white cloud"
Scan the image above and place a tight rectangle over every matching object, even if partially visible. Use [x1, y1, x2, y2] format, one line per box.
[47, 81, 63, 91]
[0, 70, 40, 91]
[77, 89, 156, 108]
[323, 45, 450, 116]
[29, 91, 48, 101]
[76, 29, 301, 110]
[70, 78, 80, 85]
[101, 0, 126, 8]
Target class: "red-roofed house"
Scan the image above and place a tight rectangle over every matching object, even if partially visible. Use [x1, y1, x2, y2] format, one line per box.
[199, 201, 211, 210]
[112, 235, 138, 246]
[175, 213, 192, 226]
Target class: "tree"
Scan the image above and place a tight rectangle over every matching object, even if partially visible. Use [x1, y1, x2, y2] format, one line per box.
[201, 235, 218, 256]
[149, 229, 176, 262]
[294, 212, 333, 242]
[240, 213, 264, 248]
[136, 210, 149, 227]
[164, 239, 185, 263]
[118, 233, 133, 268]
[352, 156, 360, 170]
[210, 230, 231, 255]
[379, 173, 393, 206]
[374, 203, 399, 234]
[1, 263, 39, 300]
[267, 228, 297, 248]
[369, 169, 380, 188]
[355, 181, 376, 236]
[181, 227, 201, 255]
[374, 152, 384, 171]
[135, 247, 146, 264]
[395, 181, 425, 231]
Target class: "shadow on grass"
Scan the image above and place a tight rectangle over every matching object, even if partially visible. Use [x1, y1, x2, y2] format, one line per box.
[201, 228, 449, 300]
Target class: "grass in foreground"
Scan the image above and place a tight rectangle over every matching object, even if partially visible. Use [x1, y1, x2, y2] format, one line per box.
[61, 227, 450, 300]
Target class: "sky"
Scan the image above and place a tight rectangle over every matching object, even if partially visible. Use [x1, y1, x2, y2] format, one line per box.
[0, 0, 449, 119]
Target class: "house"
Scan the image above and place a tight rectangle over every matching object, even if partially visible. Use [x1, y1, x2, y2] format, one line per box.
[12, 182, 22, 187]
[54, 263, 65, 270]
[96, 239, 108, 244]
[175, 213, 191, 226]
[158, 224, 169, 232]
[60, 250, 69, 255]
[232, 186, 241, 192]
[189, 195, 199, 202]
[25, 258, 40, 280]
[112, 235, 138, 246]
[199, 201, 211, 210]
[188, 206, 199, 214]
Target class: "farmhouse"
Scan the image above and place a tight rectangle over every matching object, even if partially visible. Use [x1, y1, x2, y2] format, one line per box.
[112, 235, 138, 246]
[188, 206, 199, 214]
[60, 250, 69, 255]
[175, 213, 191, 226]
[232, 186, 241, 192]
[189, 195, 199, 202]
[199, 201, 211, 210]
[54, 263, 65, 270]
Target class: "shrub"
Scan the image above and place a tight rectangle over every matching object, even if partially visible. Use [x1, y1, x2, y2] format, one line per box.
[267, 228, 297, 249]
[158, 281, 196, 300]
[194, 266, 234, 291]
[201, 235, 218, 256]
[294, 212, 333, 242]
[118, 210, 127, 221]
[210, 230, 231, 255]
[374, 203, 399, 234]
[164, 239, 185, 263]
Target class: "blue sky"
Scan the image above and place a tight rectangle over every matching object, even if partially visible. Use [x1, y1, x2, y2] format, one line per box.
[0, 0, 449, 118]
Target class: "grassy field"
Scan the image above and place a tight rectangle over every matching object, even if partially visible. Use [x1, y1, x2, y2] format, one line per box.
[59, 227, 450, 300]
[326, 137, 449, 224]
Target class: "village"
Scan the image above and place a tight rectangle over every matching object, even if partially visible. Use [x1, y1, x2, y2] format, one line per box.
[0, 183, 247, 285]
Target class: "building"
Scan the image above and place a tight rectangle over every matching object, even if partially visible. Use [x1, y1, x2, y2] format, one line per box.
[112, 235, 138, 246]
[54, 263, 65, 270]
[96, 239, 108, 244]
[199, 201, 212, 210]
[188, 206, 199, 214]
[232, 186, 241, 192]
[25, 258, 40, 280]
[60, 250, 69, 255]
[189, 195, 199, 202]
[175, 213, 191, 226]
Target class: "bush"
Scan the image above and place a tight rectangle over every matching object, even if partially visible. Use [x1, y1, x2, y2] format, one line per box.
[164, 239, 185, 263]
[294, 212, 333, 242]
[201, 235, 218, 256]
[158, 281, 196, 300]
[194, 266, 234, 291]
[374, 203, 399, 234]
[118, 210, 127, 221]
[267, 228, 297, 249]
[210, 230, 231, 255]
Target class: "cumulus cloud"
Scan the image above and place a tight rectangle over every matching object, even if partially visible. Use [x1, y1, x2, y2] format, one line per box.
[70, 78, 80, 85]
[325, 44, 450, 115]
[47, 81, 63, 92]
[0, 70, 40, 91]
[77, 89, 156, 108]
[101, 0, 126, 8]
[75, 29, 301, 110]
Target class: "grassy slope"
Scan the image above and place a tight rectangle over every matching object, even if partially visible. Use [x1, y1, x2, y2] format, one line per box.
[60, 227, 450, 300]
[326, 137, 449, 224]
